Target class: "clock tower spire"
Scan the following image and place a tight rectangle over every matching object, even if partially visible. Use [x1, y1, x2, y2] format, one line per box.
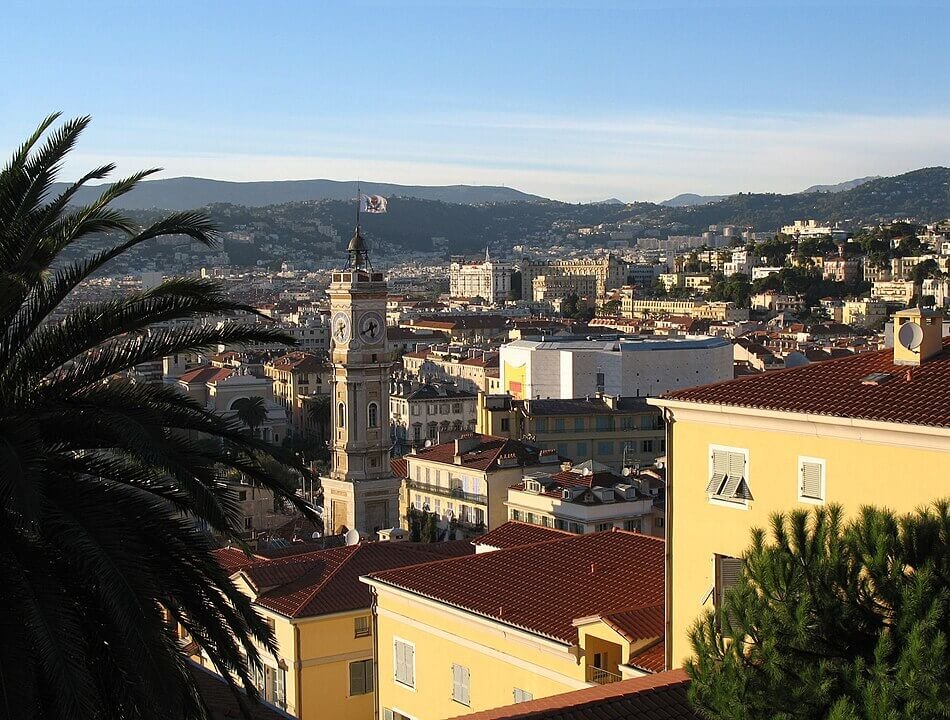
[321, 226, 401, 536]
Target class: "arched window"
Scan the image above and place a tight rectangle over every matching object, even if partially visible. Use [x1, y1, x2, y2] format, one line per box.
[440, 421, 450, 432]
[452, 420, 462, 431]
[368, 402, 379, 428]
[338, 403, 346, 427]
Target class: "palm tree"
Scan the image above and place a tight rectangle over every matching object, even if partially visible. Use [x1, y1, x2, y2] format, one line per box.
[232, 396, 268, 437]
[305, 392, 331, 438]
[0, 115, 315, 720]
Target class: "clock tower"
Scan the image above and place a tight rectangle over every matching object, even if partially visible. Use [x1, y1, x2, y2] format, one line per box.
[321, 228, 401, 536]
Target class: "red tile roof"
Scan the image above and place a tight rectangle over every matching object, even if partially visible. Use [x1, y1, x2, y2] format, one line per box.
[661, 337, 950, 428]
[178, 366, 234, 384]
[447, 669, 695, 720]
[629, 640, 667, 674]
[412, 434, 558, 472]
[189, 663, 294, 720]
[235, 542, 472, 619]
[266, 351, 327, 373]
[601, 604, 665, 644]
[390, 457, 409, 479]
[472, 521, 572, 549]
[368, 530, 664, 644]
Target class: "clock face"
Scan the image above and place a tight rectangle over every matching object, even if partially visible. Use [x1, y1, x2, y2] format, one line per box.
[358, 312, 384, 345]
[331, 312, 351, 345]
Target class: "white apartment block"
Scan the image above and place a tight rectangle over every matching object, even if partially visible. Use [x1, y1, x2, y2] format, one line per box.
[449, 252, 513, 305]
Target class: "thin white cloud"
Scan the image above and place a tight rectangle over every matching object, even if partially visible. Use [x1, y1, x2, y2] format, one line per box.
[61, 111, 950, 203]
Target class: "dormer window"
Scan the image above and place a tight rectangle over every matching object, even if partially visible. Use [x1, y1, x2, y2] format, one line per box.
[525, 480, 542, 494]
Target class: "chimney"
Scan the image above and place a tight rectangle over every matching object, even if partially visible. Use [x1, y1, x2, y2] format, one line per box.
[893, 308, 944, 366]
[560, 460, 574, 473]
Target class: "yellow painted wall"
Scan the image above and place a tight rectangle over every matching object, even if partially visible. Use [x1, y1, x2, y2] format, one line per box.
[504, 362, 526, 400]
[374, 588, 587, 720]
[668, 412, 950, 667]
[296, 611, 376, 720]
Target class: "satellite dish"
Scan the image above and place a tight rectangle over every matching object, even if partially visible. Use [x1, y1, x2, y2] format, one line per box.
[345, 528, 360, 546]
[311, 531, 322, 539]
[424, 439, 433, 447]
[582, 467, 592, 476]
[898, 322, 924, 351]
[622, 467, 632, 476]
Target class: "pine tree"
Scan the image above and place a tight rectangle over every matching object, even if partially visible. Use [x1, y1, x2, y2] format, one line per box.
[687, 502, 950, 720]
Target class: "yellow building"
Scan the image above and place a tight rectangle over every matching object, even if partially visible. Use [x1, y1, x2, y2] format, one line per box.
[264, 351, 332, 438]
[362, 523, 665, 720]
[649, 308, 950, 669]
[201, 541, 470, 720]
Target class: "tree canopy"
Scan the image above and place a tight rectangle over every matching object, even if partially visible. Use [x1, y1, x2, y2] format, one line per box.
[0, 115, 314, 720]
[687, 502, 950, 720]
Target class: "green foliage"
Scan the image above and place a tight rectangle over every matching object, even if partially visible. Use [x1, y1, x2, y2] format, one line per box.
[0, 115, 315, 720]
[687, 502, 950, 720]
[750, 266, 869, 307]
[708, 273, 751, 307]
[231, 395, 267, 431]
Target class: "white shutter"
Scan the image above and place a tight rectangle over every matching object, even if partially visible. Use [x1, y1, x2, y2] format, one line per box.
[706, 449, 728, 493]
[452, 664, 470, 704]
[383, 710, 395, 720]
[801, 461, 822, 499]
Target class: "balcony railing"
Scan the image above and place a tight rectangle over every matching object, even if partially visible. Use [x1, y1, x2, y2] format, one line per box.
[407, 479, 488, 506]
[586, 666, 622, 685]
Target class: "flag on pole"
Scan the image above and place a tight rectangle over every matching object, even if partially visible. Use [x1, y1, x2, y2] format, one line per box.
[360, 194, 388, 214]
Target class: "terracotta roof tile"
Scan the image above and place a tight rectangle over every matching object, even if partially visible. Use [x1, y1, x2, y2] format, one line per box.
[601, 604, 665, 644]
[472, 521, 573, 549]
[629, 640, 667, 674]
[412, 434, 558, 472]
[448, 669, 695, 720]
[368, 530, 664, 644]
[661, 337, 950, 428]
[237, 542, 471, 619]
[390, 457, 409, 479]
[178, 366, 234, 384]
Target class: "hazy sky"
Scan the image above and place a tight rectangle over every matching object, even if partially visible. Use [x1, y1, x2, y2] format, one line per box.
[3, 0, 948, 202]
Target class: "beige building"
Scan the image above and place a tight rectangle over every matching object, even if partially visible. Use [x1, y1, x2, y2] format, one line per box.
[507, 464, 663, 536]
[477, 393, 666, 473]
[264, 351, 332, 438]
[520, 255, 629, 299]
[871, 279, 916, 305]
[623, 299, 749, 322]
[388, 379, 477, 455]
[397, 433, 561, 535]
[532, 273, 599, 304]
[401, 346, 499, 394]
[842, 298, 888, 328]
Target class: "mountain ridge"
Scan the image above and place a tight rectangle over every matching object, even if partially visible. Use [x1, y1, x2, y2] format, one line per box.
[49, 177, 546, 209]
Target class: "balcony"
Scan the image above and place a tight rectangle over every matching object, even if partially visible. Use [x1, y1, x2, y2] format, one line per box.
[407, 479, 488, 506]
[586, 666, 622, 685]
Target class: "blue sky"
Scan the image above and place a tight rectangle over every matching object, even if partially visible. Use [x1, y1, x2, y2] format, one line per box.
[3, 0, 948, 202]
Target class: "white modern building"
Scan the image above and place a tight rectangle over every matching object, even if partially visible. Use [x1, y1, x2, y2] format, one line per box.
[449, 250, 513, 305]
[498, 335, 733, 400]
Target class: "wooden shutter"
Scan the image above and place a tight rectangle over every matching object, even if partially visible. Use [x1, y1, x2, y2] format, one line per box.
[706, 449, 728, 493]
[720, 451, 748, 498]
[350, 661, 365, 695]
[801, 461, 822, 499]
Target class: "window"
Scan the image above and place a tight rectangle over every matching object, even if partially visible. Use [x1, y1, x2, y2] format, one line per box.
[597, 441, 614, 457]
[349, 659, 374, 696]
[383, 710, 413, 720]
[411, 404, 419, 416]
[641, 439, 654, 453]
[427, 422, 437, 439]
[354, 615, 371, 638]
[452, 664, 470, 705]
[513, 688, 533, 703]
[338, 402, 346, 427]
[553, 418, 566, 433]
[452, 402, 462, 413]
[244, 517, 252, 530]
[393, 639, 415, 688]
[452, 420, 462, 431]
[624, 518, 642, 532]
[412, 424, 422, 442]
[368, 402, 379, 428]
[706, 447, 752, 504]
[535, 418, 548, 433]
[500, 418, 510, 432]
[798, 457, 825, 503]
[656, 517, 665, 528]
[576, 442, 588, 458]
[716, 554, 743, 625]
[595, 416, 613, 432]
[595, 522, 611, 532]
[511, 509, 521, 521]
[596, 372, 605, 390]
[574, 417, 585, 431]
[237, 491, 247, 501]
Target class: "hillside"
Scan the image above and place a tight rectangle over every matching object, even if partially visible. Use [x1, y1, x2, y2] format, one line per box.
[49, 177, 546, 209]
[801, 175, 880, 193]
[660, 193, 728, 207]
